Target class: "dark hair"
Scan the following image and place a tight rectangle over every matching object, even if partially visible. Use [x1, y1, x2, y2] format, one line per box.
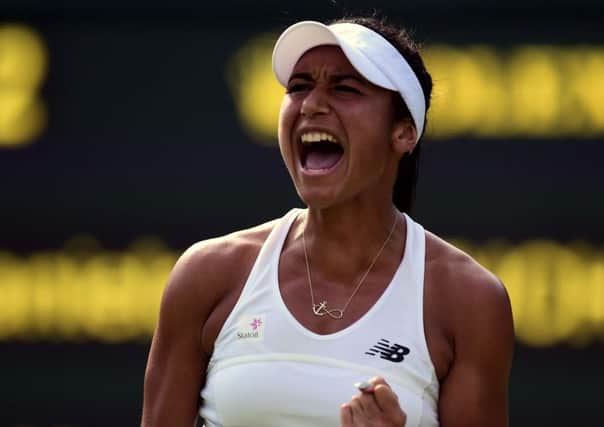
[330, 16, 433, 213]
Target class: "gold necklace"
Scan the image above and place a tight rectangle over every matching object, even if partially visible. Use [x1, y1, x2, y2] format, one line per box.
[301, 213, 399, 320]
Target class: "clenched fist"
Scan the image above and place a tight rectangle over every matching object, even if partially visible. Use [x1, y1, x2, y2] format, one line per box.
[340, 377, 407, 427]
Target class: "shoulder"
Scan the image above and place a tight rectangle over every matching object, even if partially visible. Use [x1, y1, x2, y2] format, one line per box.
[425, 230, 510, 308]
[424, 230, 513, 344]
[180, 218, 279, 273]
[170, 218, 279, 294]
[159, 217, 281, 321]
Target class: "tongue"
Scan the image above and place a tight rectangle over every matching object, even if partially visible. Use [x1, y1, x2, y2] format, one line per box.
[305, 151, 341, 170]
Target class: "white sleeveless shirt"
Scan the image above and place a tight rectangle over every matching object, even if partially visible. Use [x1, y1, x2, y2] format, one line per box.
[199, 209, 439, 426]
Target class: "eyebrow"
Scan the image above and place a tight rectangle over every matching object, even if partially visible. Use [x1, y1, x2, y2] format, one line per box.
[331, 74, 367, 85]
[288, 72, 367, 85]
[288, 72, 313, 83]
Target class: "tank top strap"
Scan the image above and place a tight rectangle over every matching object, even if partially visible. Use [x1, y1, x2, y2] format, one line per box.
[231, 208, 301, 308]
[401, 213, 426, 289]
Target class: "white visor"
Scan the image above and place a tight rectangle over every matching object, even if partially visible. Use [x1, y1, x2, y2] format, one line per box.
[272, 21, 426, 141]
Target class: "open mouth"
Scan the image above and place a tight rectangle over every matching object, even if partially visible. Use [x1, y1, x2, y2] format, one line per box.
[299, 132, 344, 171]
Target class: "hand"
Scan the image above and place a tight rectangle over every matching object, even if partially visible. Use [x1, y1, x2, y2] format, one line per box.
[340, 377, 407, 427]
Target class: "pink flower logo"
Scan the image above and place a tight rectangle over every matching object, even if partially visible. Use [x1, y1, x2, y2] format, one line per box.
[250, 318, 263, 330]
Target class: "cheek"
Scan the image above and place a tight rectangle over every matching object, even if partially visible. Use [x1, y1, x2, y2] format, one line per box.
[359, 101, 395, 143]
[347, 105, 395, 166]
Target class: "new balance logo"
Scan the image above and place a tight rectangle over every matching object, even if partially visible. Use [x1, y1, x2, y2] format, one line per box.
[365, 339, 410, 363]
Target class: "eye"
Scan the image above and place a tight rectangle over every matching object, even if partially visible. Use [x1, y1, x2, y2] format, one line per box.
[334, 85, 361, 94]
[286, 83, 311, 94]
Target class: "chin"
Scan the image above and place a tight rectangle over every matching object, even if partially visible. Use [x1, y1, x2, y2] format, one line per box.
[297, 189, 342, 210]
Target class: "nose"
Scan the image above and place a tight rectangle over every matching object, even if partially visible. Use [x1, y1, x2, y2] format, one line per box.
[300, 87, 330, 118]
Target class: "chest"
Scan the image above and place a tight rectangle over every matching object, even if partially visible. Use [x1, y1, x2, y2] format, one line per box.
[277, 258, 453, 381]
[278, 272, 399, 335]
[277, 238, 405, 336]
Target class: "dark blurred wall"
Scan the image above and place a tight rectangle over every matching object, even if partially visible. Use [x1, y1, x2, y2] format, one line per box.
[0, 1, 603, 426]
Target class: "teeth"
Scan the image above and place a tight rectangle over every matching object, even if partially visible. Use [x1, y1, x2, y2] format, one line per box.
[300, 132, 338, 145]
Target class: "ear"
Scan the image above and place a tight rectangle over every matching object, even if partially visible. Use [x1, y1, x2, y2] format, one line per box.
[391, 118, 417, 157]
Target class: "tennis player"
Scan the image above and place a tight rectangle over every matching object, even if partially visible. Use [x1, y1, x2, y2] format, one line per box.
[142, 16, 514, 427]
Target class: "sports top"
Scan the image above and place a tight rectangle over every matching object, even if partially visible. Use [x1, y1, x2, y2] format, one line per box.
[199, 209, 439, 426]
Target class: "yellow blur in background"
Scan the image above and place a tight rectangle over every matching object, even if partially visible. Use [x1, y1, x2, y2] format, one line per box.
[227, 34, 604, 142]
[0, 238, 602, 347]
[3, 26, 604, 148]
[0, 24, 47, 147]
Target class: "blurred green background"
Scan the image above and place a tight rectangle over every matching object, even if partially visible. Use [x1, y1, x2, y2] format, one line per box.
[0, 0, 602, 425]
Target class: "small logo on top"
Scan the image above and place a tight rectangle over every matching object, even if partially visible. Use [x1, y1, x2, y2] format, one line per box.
[236, 314, 265, 341]
[365, 338, 410, 363]
[250, 317, 262, 330]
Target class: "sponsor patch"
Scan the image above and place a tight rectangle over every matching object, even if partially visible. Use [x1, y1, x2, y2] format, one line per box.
[236, 314, 265, 341]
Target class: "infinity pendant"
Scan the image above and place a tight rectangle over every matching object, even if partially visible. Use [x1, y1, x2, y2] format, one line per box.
[312, 301, 344, 319]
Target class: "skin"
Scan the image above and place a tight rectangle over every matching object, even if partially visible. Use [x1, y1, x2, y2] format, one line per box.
[142, 46, 514, 427]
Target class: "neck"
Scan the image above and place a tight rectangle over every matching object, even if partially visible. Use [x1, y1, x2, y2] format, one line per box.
[296, 199, 404, 287]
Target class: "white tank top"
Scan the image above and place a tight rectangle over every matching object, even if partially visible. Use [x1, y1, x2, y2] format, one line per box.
[200, 209, 439, 427]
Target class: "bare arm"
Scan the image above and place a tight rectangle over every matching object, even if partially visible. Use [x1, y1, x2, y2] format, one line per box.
[141, 243, 225, 427]
[438, 270, 514, 427]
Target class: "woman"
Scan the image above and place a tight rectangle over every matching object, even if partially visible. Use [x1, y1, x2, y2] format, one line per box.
[142, 17, 514, 427]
